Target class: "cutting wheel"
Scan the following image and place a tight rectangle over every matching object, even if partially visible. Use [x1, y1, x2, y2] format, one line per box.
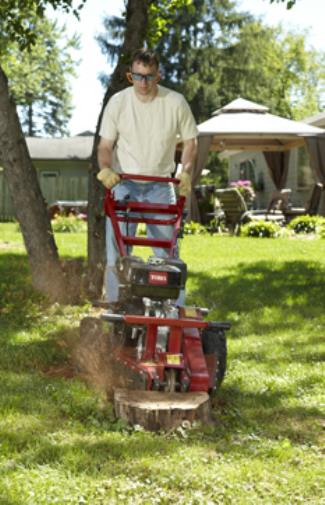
[164, 368, 177, 392]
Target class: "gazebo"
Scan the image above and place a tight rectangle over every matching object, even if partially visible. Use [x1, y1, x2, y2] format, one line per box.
[190, 98, 325, 220]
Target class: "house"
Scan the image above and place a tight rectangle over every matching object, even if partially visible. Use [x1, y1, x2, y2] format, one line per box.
[0, 133, 93, 220]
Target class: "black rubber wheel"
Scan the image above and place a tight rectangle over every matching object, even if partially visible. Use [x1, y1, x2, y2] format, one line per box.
[201, 327, 227, 388]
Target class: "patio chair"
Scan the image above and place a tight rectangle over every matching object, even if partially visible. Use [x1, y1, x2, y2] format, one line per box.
[283, 182, 324, 223]
[267, 189, 292, 213]
[215, 188, 284, 234]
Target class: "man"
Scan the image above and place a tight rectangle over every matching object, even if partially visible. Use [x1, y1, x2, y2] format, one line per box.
[97, 48, 198, 306]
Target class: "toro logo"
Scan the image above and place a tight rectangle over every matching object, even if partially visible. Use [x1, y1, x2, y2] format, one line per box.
[149, 271, 168, 285]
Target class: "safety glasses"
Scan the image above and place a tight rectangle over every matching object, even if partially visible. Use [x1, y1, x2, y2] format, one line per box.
[127, 72, 157, 83]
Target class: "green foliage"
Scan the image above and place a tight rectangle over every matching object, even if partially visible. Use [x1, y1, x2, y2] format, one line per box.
[279, 32, 325, 120]
[0, 0, 85, 50]
[241, 220, 282, 238]
[183, 221, 208, 235]
[155, 0, 253, 122]
[147, 0, 193, 45]
[1, 17, 79, 136]
[201, 152, 229, 188]
[319, 224, 325, 239]
[219, 22, 325, 120]
[229, 180, 256, 204]
[97, 0, 194, 88]
[288, 215, 325, 234]
[270, 0, 296, 8]
[51, 214, 87, 233]
[98, 2, 325, 125]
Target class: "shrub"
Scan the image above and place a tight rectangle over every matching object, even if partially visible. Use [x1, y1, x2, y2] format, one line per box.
[240, 220, 281, 238]
[51, 214, 87, 233]
[319, 226, 325, 239]
[184, 221, 208, 235]
[229, 179, 256, 204]
[288, 215, 325, 234]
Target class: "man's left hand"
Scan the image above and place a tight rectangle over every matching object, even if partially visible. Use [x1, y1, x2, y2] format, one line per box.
[176, 171, 192, 196]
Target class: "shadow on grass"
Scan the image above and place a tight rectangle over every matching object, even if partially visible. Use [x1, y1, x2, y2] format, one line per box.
[0, 372, 180, 473]
[214, 382, 323, 443]
[188, 259, 325, 336]
[0, 495, 20, 505]
[0, 253, 43, 331]
[1, 373, 322, 476]
[0, 359, 323, 476]
[0, 335, 73, 373]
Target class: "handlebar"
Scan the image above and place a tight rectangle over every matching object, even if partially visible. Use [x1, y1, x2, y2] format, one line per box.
[119, 173, 180, 184]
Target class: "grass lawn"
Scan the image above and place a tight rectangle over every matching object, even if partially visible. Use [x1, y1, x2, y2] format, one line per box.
[0, 223, 324, 504]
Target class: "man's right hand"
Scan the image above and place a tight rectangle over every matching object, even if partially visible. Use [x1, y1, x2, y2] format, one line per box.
[97, 167, 121, 189]
[176, 171, 192, 196]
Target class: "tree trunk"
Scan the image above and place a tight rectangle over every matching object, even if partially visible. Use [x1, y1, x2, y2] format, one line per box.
[87, 0, 150, 299]
[27, 101, 34, 137]
[0, 65, 67, 301]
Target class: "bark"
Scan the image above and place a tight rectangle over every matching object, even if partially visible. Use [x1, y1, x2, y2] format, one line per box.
[0, 64, 67, 301]
[114, 389, 212, 431]
[27, 102, 34, 137]
[87, 0, 150, 299]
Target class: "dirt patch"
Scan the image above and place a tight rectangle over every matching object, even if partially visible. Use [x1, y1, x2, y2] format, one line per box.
[43, 364, 76, 379]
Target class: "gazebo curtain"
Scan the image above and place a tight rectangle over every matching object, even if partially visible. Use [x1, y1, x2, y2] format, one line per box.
[188, 135, 212, 221]
[305, 135, 325, 214]
[263, 151, 290, 190]
[190, 133, 325, 221]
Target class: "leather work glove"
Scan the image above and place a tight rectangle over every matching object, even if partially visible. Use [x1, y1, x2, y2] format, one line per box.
[97, 167, 120, 189]
[176, 171, 192, 197]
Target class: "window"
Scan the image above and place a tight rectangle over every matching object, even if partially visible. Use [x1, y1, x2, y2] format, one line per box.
[41, 171, 59, 178]
[239, 159, 256, 185]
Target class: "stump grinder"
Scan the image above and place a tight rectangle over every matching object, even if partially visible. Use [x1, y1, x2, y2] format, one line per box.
[80, 174, 231, 430]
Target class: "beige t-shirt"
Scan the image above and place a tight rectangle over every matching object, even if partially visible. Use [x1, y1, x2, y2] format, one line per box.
[99, 85, 198, 177]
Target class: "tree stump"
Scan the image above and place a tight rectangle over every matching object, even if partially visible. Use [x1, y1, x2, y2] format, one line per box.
[114, 389, 211, 431]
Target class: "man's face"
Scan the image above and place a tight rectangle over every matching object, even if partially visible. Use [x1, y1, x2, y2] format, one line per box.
[129, 61, 160, 97]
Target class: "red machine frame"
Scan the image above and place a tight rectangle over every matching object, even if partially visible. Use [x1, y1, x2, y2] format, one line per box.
[104, 174, 185, 257]
[103, 174, 227, 392]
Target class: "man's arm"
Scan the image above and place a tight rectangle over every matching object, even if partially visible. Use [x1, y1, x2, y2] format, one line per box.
[97, 137, 115, 170]
[177, 137, 197, 196]
[97, 138, 120, 189]
[181, 137, 197, 175]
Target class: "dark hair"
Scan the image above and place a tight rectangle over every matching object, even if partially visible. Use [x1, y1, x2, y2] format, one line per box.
[130, 48, 159, 69]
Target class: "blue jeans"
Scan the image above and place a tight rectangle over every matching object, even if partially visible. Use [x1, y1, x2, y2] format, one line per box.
[105, 180, 185, 305]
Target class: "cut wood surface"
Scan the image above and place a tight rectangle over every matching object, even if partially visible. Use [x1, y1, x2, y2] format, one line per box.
[114, 389, 211, 431]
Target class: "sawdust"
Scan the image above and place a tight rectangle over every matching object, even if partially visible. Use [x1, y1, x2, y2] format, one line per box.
[39, 313, 122, 398]
[71, 316, 123, 399]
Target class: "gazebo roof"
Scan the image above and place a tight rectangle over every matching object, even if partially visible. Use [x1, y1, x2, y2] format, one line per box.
[198, 98, 324, 152]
